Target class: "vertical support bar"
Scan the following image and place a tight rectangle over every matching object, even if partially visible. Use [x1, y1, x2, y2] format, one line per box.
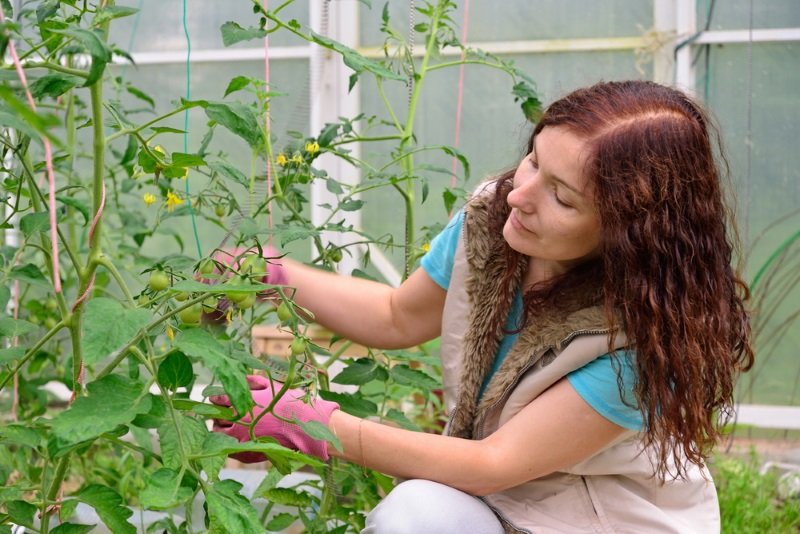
[675, 0, 697, 93]
[652, 0, 677, 84]
[309, 0, 362, 274]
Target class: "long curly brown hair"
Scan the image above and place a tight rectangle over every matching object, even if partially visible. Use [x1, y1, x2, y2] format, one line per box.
[489, 80, 754, 480]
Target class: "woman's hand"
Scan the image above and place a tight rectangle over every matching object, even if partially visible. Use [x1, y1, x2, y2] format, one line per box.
[210, 375, 340, 462]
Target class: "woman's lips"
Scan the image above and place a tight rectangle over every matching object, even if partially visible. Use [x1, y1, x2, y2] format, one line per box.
[509, 211, 534, 234]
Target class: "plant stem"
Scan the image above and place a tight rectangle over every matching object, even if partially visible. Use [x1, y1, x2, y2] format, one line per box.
[375, 78, 403, 132]
[105, 104, 193, 143]
[426, 58, 517, 74]
[40, 455, 70, 534]
[8, 61, 88, 78]
[396, 1, 444, 277]
[95, 255, 136, 306]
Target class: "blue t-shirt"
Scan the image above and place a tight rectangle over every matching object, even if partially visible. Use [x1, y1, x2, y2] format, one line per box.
[421, 210, 643, 431]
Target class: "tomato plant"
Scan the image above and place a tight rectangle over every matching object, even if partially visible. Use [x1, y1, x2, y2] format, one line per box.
[0, 1, 538, 532]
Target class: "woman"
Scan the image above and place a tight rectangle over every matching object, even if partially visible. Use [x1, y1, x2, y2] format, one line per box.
[212, 80, 753, 533]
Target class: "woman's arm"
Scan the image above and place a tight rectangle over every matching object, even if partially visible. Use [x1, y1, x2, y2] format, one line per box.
[328, 377, 628, 496]
[282, 259, 447, 349]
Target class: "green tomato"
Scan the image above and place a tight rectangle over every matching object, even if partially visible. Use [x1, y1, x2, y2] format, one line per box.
[148, 270, 170, 292]
[174, 291, 189, 302]
[225, 276, 250, 304]
[327, 247, 343, 263]
[198, 258, 216, 276]
[45, 298, 58, 312]
[178, 303, 203, 325]
[214, 203, 227, 217]
[237, 292, 257, 309]
[241, 254, 268, 277]
[290, 337, 307, 355]
[276, 301, 293, 322]
[202, 296, 219, 313]
[44, 317, 58, 329]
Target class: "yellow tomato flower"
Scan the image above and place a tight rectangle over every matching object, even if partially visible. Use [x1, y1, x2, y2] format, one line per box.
[421, 242, 431, 252]
[276, 153, 288, 167]
[165, 191, 184, 212]
[153, 145, 166, 156]
[290, 153, 303, 165]
[304, 141, 320, 155]
[166, 324, 175, 341]
[143, 193, 157, 206]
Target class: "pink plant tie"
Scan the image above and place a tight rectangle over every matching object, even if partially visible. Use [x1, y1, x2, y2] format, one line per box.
[0, 5, 62, 293]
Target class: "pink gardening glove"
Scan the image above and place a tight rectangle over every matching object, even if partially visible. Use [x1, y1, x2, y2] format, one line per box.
[201, 246, 288, 324]
[210, 375, 340, 462]
[209, 246, 288, 287]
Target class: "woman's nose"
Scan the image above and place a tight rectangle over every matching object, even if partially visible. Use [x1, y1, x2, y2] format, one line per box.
[509, 174, 538, 212]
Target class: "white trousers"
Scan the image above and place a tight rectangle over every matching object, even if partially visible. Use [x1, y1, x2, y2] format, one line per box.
[362, 479, 505, 534]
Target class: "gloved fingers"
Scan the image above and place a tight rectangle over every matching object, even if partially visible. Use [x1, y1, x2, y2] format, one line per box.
[209, 393, 232, 407]
[246, 374, 274, 391]
[212, 418, 234, 430]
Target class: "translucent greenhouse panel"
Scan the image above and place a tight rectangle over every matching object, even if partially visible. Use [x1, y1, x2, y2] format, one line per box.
[359, 0, 653, 46]
[113, 0, 309, 52]
[701, 42, 800, 406]
[358, 50, 650, 271]
[696, 0, 800, 31]
[111, 59, 311, 260]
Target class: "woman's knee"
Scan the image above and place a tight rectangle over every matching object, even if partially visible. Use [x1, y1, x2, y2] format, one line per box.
[362, 479, 503, 534]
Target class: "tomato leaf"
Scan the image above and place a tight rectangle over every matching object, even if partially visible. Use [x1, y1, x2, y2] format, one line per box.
[50, 375, 151, 447]
[259, 487, 313, 507]
[171, 152, 207, 167]
[307, 30, 403, 81]
[209, 160, 249, 187]
[71, 485, 135, 534]
[52, 28, 112, 86]
[9, 263, 50, 287]
[318, 391, 378, 418]
[224, 75, 252, 97]
[205, 101, 264, 148]
[50, 523, 96, 534]
[5, 500, 37, 528]
[93, 6, 139, 27]
[0, 317, 38, 338]
[332, 358, 388, 385]
[157, 414, 207, 470]
[220, 21, 267, 47]
[29, 73, 83, 99]
[177, 329, 252, 416]
[296, 419, 342, 452]
[389, 364, 440, 389]
[126, 85, 155, 108]
[20, 212, 49, 237]
[82, 298, 151, 365]
[56, 195, 91, 225]
[265, 513, 296, 532]
[157, 351, 194, 390]
[139, 468, 193, 510]
[206, 480, 264, 533]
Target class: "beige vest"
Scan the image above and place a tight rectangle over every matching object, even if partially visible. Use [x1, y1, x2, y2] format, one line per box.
[439, 191, 720, 533]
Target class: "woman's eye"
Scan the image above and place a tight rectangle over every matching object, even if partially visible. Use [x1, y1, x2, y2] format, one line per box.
[553, 189, 572, 208]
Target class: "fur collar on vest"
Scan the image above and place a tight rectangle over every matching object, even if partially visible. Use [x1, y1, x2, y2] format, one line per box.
[448, 189, 610, 439]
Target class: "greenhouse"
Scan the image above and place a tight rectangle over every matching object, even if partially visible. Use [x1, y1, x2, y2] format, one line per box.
[1, 0, 799, 532]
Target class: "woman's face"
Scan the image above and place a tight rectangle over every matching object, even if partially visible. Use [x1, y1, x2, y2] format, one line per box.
[503, 126, 602, 273]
